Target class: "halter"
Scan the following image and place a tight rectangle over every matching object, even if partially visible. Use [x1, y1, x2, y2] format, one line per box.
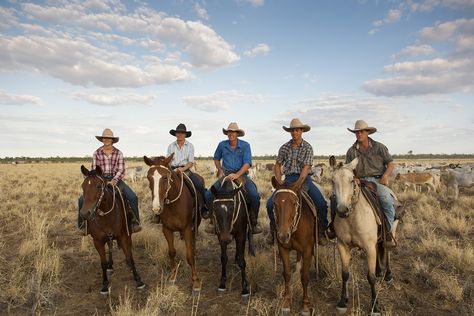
[334, 168, 360, 218]
[273, 189, 302, 243]
[212, 180, 243, 235]
[156, 165, 185, 205]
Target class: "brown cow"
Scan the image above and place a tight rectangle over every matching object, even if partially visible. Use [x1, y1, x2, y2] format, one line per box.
[395, 172, 437, 192]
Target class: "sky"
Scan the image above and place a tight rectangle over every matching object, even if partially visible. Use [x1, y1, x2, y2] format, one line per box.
[1, 0, 473, 158]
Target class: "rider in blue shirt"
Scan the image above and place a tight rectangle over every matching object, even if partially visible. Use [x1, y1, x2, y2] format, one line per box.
[204, 122, 263, 234]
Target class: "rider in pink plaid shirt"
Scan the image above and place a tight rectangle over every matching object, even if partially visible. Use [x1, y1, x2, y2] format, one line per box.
[92, 146, 125, 182]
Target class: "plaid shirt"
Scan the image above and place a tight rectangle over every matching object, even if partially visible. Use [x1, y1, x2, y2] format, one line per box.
[277, 139, 313, 176]
[92, 146, 125, 181]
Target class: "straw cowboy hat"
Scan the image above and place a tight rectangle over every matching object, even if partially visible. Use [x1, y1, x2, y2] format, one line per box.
[169, 123, 192, 138]
[95, 128, 119, 143]
[347, 120, 377, 134]
[283, 118, 311, 132]
[223, 122, 245, 137]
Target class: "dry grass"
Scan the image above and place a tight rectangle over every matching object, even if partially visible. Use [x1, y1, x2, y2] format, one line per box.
[0, 160, 473, 315]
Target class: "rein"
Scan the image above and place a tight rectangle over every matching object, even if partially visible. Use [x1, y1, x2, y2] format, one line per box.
[212, 180, 243, 235]
[157, 165, 185, 204]
[274, 189, 302, 243]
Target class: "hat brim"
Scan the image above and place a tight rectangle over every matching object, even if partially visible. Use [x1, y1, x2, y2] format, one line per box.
[222, 128, 245, 137]
[96, 136, 119, 143]
[170, 130, 192, 138]
[347, 127, 377, 135]
[282, 125, 311, 132]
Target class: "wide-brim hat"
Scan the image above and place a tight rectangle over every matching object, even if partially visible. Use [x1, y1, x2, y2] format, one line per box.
[170, 123, 192, 137]
[223, 122, 245, 137]
[347, 120, 377, 134]
[95, 128, 119, 143]
[283, 118, 311, 132]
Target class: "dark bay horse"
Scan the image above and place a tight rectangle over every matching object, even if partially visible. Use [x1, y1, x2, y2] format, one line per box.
[329, 156, 392, 316]
[144, 154, 202, 293]
[209, 177, 254, 300]
[271, 176, 317, 316]
[79, 165, 145, 294]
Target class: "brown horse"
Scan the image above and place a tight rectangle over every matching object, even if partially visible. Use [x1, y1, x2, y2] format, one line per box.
[329, 156, 392, 316]
[144, 154, 201, 293]
[271, 176, 317, 316]
[79, 165, 145, 294]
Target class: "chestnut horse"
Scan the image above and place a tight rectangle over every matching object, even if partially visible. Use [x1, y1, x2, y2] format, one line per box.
[329, 156, 392, 316]
[209, 177, 253, 301]
[79, 165, 145, 294]
[271, 176, 317, 316]
[144, 154, 202, 293]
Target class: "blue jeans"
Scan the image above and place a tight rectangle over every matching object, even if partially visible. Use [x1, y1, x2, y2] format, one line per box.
[78, 179, 139, 228]
[205, 174, 260, 221]
[266, 175, 328, 229]
[364, 177, 395, 231]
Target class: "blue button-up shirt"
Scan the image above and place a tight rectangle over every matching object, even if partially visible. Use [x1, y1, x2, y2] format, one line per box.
[213, 139, 252, 173]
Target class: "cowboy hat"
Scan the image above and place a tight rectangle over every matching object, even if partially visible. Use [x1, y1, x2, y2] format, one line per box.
[95, 128, 119, 143]
[222, 122, 245, 137]
[347, 120, 377, 134]
[283, 118, 311, 132]
[170, 123, 192, 138]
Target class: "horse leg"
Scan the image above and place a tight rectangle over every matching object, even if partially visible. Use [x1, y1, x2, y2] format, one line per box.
[367, 244, 381, 316]
[279, 246, 292, 315]
[218, 240, 228, 292]
[235, 233, 249, 300]
[183, 227, 201, 293]
[336, 242, 350, 314]
[300, 249, 312, 316]
[120, 235, 145, 289]
[384, 251, 393, 284]
[106, 239, 114, 273]
[162, 227, 177, 283]
[93, 240, 109, 295]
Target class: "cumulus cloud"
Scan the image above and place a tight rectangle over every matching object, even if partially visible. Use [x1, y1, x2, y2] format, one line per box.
[415, 0, 474, 11]
[0, 90, 42, 106]
[419, 18, 474, 42]
[392, 44, 435, 58]
[0, 1, 240, 87]
[182, 90, 266, 112]
[194, 3, 208, 20]
[243, 43, 270, 58]
[239, 0, 265, 7]
[73, 90, 157, 106]
[370, 8, 402, 34]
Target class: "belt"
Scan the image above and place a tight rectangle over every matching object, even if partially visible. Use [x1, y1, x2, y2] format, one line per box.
[363, 175, 382, 179]
[171, 165, 185, 170]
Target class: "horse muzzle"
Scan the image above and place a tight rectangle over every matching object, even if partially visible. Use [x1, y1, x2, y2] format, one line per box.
[336, 204, 351, 218]
[277, 230, 291, 244]
[219, 232, 232, 244]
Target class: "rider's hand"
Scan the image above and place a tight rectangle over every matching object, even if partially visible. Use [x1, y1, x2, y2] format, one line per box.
[110, 179, 118, 186]
[354, 178, 361, 185]
[228, 173, 238, 180]
[379, 175, 389, 186]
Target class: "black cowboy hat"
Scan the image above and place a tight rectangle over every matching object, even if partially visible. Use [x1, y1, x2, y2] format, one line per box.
[169, 123, 192, 138]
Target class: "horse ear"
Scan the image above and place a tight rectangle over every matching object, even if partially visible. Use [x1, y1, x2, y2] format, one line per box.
[144, 155, 154, 166]
[329, 155, 336, 168]
[81, 165, 89, 176]
[96, 165, 103, 176]
[165, 153, 174, 166]
[347, 157, 359, 170]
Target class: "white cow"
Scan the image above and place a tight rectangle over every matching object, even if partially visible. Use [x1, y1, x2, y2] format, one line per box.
[444, 169, 474, 200]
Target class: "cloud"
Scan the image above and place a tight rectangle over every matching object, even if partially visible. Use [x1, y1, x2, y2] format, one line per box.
[194, 3, 208, 20]
[239, 0, 265, 7]
[243, 43, 270, 58]
[415, 0, 474, 11]
[73, 90, 157, 106]
[0, 90, 42, 106]
[182, 90, 266, 112]
[370, 8, 402, 34]
[392, 44, 435, 58]
[419, 18, 474, 42]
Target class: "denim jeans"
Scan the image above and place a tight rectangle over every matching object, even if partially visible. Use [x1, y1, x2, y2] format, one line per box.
[363, 177, 395, 231]
[266, 175, 328, 229]
[78, 179, 139, 228]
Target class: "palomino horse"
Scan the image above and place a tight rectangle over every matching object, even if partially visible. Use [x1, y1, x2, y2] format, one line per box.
[79, 165, 145, 294]
[144, 154, 202, 293]
[209, 177, 254, 300]
[271, 176, 317, 316]
[329, 156, 392, 316]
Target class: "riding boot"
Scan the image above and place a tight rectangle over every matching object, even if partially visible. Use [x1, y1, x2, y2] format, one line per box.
[265, 221, 275, 245]
[326, 221, 336, 239]
[128, 207, 142, 233]
[250, 206, 263, 235]
[326, 193, 337, 239]
[386, 219, 399, 249]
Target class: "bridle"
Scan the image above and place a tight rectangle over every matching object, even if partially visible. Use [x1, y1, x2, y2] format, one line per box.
[273, 189, 302, 243]
[84, 175, 117, 220]
[333, 168, 360, 218]
[156, 165, 185, 205]
[212, 179, 244, 235]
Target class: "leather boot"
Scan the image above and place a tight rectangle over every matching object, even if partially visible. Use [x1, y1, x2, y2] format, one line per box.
[386, 220, 399, 249]
[129, 208, 142, 233]
[250, 206, 263, 235]
[265, 223, 275, 245]
[326, 222, 336, 239]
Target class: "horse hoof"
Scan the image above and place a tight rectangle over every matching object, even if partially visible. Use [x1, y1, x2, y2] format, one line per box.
[371, 311, 381, 316]
[301, 311, 310, 316]
[192, 288, 201, 297]
[385, 276, 394, 285]
[282, 307, 291, 315]
[107, 268, 114, 274]
[100, 288, 109, 295]
[136, 282, 146, 290]
[241, 293, 250, 302]
[336, 306, 347, 314]
[217, 287, 227, 293]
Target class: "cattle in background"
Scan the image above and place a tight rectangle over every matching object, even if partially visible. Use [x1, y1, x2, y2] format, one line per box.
[395, 172, 439, 192]
[255, 162, 265, 171]
[248, 166, 257, 179]
[265, 163, 274, 171]
[125, 166, 146, 183]
[443, 169, 474, 200]
[311, 163, 326, 183]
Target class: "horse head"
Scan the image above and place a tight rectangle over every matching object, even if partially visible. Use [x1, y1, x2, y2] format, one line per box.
[80, 165, 105, 220]
[330, 156, 359, 218]
[271, 176, 300, 244]
[144, 154, 174, 214]
[210, 179, 243, 244]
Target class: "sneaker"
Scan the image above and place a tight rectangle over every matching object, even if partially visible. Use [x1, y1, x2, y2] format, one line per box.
[251, 223, 263, 235]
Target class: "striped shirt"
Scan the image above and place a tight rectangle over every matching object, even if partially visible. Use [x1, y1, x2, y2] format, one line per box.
[92, 146, 125, 181]
[277, 139, 313, 176]
[167, 140, 195, 168]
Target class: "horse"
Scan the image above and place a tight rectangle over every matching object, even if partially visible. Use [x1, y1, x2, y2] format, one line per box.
[209, 177, 254, 301]
[329, 156, 393, 316]
[144, 154, 202, 293]
[79, 165, 145, 294]
[271, 176, 318, 316]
